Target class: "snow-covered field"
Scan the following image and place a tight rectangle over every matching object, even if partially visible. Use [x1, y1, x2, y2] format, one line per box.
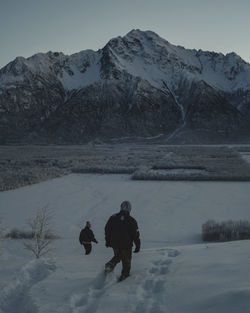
[1, 174, 250, 313]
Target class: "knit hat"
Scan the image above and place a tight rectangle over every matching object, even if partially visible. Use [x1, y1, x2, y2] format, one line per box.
[86, 221, 91, 228]
[120, 201, 132, 213]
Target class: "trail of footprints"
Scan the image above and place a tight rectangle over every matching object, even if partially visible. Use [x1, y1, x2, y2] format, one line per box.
[133, 249, 179, 313]
[71, 248, 179, 313]
[0, 260, 56, 313]
[70, 271, 115, 313]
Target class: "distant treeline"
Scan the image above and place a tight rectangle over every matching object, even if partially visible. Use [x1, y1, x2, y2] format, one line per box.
[5, 228, 59, 240]
[202, 220, 250, 242]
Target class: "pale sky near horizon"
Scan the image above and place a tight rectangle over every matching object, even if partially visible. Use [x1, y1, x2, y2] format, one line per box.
[0, 0, 249, 68]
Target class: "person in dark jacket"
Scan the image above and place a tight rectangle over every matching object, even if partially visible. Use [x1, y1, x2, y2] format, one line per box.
[79, 221, 98, 255]
[104, 201, 140, 281]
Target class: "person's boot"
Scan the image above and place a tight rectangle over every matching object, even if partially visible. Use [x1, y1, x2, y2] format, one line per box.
[104, 262, 114, 274]
[118, 274, 129, 282]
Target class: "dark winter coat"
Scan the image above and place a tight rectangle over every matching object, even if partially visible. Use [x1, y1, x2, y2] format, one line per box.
[79, 227, 97, 244]
[105, 211, 141, 250]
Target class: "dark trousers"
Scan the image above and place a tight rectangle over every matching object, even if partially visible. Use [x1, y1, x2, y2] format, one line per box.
[83, 243, 92, 255]
[106, 248, 132, 276]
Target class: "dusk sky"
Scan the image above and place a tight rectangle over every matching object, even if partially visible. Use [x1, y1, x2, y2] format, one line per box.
[0, 0, 249, 68]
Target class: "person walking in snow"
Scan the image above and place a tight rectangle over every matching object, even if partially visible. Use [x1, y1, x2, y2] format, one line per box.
[104, 201, 141, 281]
[79, 221, 98, 255]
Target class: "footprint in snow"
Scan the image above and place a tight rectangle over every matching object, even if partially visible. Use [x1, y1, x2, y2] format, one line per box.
[167, 249, 180, 258]
[70, 271, 115, 313]
[132, 249, 179, 313]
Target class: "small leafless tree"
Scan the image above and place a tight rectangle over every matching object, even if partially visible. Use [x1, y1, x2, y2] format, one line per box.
[23, 207, 56, 258]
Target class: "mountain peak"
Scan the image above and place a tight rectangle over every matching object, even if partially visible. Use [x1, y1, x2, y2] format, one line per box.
[124, 29, 169, 44]
[226, 51, 246, 64]
[126, 29, 158, 37]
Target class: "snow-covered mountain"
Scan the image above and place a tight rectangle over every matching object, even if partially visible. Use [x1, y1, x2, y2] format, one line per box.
[0, 29, 250, 143]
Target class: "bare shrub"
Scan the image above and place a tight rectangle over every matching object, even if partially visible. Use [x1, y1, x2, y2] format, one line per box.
[23, 207, 57, 258]
[202, 220, 250, 242]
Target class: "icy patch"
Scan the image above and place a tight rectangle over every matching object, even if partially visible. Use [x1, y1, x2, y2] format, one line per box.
[0, 259, 56, 313]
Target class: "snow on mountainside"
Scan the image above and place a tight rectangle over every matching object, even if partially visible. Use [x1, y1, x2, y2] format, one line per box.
[0, 50, 102, 90]
[0, 29, 250, 143]
[106, 29, 250, 92]
[2, 29, 249, 92]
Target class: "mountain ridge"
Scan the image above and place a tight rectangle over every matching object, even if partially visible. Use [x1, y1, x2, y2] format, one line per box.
[0, 29, 249, 144]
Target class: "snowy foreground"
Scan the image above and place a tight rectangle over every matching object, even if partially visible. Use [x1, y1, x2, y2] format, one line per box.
[1, 174, 250, 313]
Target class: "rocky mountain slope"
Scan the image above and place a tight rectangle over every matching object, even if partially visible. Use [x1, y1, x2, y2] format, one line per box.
[0, 29, 250, 143]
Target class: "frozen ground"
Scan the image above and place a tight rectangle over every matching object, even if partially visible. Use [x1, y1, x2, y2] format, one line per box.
[1, 174, 250, 313]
